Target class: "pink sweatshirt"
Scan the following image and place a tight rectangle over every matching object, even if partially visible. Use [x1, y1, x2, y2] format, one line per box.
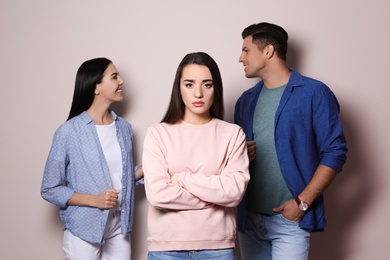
[142, 118, 250, 251]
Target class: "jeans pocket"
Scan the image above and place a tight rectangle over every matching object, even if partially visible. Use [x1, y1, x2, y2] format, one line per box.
[279, 213, 299, 223]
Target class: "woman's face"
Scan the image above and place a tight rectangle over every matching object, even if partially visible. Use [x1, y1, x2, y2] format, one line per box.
[95, 63, 124, 104]
[180, 64, 214, 124]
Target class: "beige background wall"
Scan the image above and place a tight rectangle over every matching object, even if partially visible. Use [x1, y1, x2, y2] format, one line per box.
[1, 0, 389, 259]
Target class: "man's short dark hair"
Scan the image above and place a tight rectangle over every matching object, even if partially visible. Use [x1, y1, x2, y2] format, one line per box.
[242, 22, 288, 61]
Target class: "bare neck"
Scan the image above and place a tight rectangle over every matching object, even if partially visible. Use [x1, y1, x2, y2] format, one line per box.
[261, 62, 291, 89]
[87, 102, 113, 125]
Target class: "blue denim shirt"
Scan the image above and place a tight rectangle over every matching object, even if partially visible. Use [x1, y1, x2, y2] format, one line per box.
[234, 69, 347, 231]
[41, 111, 141, 243]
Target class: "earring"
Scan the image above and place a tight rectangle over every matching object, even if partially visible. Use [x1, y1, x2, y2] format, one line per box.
[95, 91, 99, 95]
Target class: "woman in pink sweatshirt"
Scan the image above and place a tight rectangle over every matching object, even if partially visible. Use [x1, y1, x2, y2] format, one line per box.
[142, 52, 250, 260]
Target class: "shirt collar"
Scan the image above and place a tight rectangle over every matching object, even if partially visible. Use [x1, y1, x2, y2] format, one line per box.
[287, 68, 305, 89]
[80, 110, 118, 125]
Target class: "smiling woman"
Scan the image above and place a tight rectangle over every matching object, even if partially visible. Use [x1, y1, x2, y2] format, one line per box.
[40, 57, 144, 260]
[142, 52, 250, 260]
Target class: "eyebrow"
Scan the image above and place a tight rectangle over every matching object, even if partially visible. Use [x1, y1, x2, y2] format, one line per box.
[111, 72, 119, 77]
[183, 79, 213, 83]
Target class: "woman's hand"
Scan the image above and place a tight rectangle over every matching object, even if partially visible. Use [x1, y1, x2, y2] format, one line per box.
[136, 166, 144, 181]
[94, 189, 119, 209]
[67, 189, 119, 209]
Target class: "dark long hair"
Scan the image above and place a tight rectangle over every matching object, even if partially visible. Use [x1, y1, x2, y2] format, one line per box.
[161, 52, 224, 124]
[67, 57, 112, 121]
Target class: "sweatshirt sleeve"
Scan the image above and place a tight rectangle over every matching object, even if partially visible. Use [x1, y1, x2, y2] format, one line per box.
[177, 127, 250, 207]
[143, 126, 212, 210]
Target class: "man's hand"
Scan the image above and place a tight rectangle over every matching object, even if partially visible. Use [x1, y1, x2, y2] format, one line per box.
[273, 199, 305, 222]
[247, 140, 256, 162]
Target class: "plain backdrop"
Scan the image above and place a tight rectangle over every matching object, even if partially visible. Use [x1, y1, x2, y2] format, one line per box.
[1, 0, 389, 259]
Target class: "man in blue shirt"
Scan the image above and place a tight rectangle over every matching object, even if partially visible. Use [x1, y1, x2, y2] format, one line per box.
[235, 22, 348, 259]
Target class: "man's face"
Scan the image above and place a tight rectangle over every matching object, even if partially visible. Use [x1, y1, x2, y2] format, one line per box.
[239, 36, 267, 78]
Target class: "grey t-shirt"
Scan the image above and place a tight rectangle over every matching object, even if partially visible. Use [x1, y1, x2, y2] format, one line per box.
[246, 84, 293, 215]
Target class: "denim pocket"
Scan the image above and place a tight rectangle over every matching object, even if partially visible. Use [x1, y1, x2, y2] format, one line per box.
[279, 213, 299, 224]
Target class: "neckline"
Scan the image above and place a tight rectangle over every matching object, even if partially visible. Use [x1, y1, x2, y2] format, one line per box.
[179, 118, 216, 127]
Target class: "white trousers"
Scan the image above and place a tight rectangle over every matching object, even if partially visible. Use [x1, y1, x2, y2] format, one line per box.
[63, 210, 131, 260]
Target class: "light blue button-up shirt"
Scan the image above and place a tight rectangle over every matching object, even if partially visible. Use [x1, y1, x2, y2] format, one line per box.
[41, 111, 141, 244]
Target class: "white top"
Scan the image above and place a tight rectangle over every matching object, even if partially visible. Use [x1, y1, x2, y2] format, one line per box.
[96, 121, 122, 210]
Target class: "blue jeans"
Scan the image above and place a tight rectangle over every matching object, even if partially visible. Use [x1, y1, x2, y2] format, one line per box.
[238, 211, 311, 260]
[147, 248, 235, 260]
